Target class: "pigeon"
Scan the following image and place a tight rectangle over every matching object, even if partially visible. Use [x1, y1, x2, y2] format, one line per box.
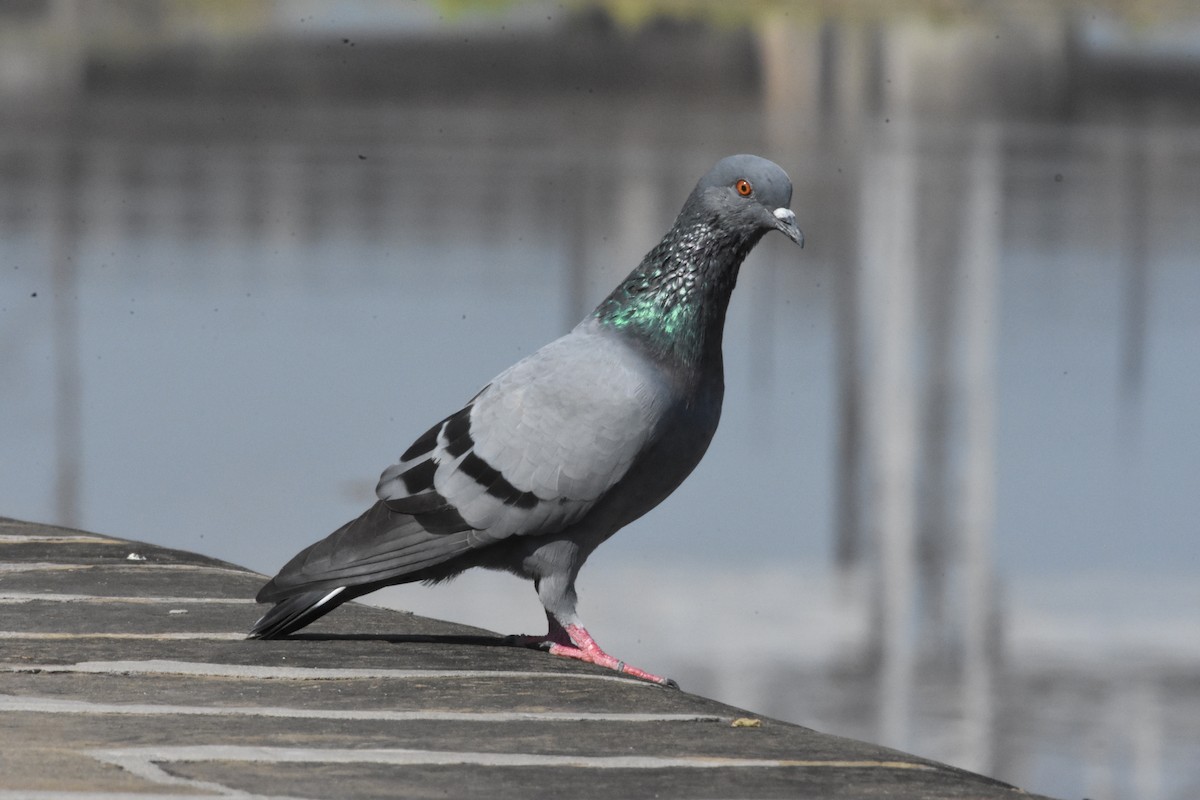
[249, 154, 804, 686]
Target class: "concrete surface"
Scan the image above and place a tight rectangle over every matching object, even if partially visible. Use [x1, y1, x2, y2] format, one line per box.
[0, 516, 1056, 799]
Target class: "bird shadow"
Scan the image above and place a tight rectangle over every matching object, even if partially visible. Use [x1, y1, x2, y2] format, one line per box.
[275, 631, 680, 689]
[280, 632, 540, 649]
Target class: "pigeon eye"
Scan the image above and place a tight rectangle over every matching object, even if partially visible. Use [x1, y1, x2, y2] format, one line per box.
[735, 179, 753, 197]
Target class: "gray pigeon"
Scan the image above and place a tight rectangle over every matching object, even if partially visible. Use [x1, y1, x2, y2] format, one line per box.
[250, 154, 804, 685]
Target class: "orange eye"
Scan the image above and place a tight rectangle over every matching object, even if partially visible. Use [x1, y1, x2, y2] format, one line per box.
[735, 179, 753, 196]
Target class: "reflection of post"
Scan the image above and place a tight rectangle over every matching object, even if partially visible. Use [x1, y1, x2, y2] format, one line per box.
[756, 13, 819, 155]
[51, 139, 84, 529]
[958, 123, 1001, 774]
[1119, 129, 1149, 416]
[916, 180, 958, 659]
[859, 121, 918, 749]
[834, 199, 865, 588]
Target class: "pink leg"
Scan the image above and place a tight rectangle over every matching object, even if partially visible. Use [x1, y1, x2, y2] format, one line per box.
[513, 618, 677, 687]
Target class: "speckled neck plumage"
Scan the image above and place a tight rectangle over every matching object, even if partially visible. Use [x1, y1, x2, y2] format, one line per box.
[594, 210, 763, 366]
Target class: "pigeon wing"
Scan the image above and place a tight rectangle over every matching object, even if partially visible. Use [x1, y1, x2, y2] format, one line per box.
[377, 325, 667, 546]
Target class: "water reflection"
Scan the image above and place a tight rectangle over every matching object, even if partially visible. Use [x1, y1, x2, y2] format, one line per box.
[3, 5, 1199, 800]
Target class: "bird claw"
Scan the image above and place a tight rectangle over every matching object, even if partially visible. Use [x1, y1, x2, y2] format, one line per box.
[512, 623, 679, 688]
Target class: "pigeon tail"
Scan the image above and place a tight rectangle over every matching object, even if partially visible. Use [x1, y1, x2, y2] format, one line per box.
[249, 500, 478, 638]
[247, 586, 350, 639]
[255, 500, 475, 604]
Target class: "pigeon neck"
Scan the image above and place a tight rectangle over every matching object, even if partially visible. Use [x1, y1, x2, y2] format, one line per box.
[592, 213, 761, 366]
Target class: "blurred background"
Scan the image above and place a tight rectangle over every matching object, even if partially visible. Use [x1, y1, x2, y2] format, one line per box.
[2, 1, 1199, 797]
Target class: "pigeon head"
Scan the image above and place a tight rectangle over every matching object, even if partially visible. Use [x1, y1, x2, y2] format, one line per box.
[689, 154, 805, 248]
[593, 154, 803, 365]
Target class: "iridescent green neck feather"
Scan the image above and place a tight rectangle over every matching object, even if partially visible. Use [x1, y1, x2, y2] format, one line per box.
[593, 212, 762, 366]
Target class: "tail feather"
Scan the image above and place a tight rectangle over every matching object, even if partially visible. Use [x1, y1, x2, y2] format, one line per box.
[247, 587, 349, 639]
[250, 499, 478, 638]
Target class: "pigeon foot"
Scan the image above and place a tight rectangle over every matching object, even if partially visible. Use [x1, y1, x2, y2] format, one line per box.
[512, 622, 678, 688]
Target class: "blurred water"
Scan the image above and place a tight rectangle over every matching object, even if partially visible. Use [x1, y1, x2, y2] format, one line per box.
[2, 5, 1200, 799]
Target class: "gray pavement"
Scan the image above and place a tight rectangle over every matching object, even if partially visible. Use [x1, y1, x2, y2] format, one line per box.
[0, 517, 1055, 799]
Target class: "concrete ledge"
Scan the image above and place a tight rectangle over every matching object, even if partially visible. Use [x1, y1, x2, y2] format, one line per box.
[0, 517, 1054, 799]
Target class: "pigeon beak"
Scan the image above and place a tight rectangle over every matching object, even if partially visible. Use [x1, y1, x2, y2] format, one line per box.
[772, 207, 805, 248]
